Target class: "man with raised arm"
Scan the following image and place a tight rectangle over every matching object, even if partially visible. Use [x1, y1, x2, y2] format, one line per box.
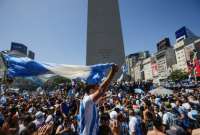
[79, 64, 118, 135]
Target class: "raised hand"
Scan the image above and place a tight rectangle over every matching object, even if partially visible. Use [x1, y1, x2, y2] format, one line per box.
[112, 64, 119, 73]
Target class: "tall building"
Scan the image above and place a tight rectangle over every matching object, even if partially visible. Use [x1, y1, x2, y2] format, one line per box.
[195, 39, 200, 59]
[175, 26, 198, 43]
[86, 0, 125, 78]
[10, 42, 28, 57]
[0, 42, 36, 79]
[156, 38, 171, 52]
[125, 51, 150, 80]
[142, 56, 160, 83]
[155, 38, 176, 81]
[143, 57, 153, 81]
[133, 61, 143, 81]
[151, 57, 159, 83]
[9, 42, 36, 59]
[174, 27, 200, 72]
[28, 50, 35, 60]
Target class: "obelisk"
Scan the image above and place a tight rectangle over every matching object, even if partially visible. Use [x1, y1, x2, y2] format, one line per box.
[86, 0, 125, 78]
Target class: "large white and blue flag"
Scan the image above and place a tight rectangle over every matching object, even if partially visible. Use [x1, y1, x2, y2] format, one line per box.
[2, 54, 113, 85]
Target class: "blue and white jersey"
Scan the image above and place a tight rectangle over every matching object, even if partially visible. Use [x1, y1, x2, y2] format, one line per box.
[129, 116, 143, 135]
[163, 112, 176, 128]
[79, 95, 99, 135]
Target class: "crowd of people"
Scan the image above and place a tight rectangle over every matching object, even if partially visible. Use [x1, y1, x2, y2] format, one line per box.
[0, 65, 200, 135]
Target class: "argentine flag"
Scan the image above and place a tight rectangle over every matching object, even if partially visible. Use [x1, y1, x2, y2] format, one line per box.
[2, 54, 113, 85]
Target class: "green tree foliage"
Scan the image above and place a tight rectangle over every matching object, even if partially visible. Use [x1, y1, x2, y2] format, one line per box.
[11, 77, 40, 91]
[43, 76, 71, 90]
[169, 69, 188, 82]
[53, 76, 71, 84]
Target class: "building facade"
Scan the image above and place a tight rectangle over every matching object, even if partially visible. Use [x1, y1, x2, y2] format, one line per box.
[174, 27, 199, 72]
[0, 42, 35, 78]
[125, 51, 150, 80]
[155, 38, 176, 81]
[10, 42, 28, 57]
[133, 61, 143, 81]
[143, 57, 153, 81]
[124, 27, 200, 83]
[8, 42, 35, 59]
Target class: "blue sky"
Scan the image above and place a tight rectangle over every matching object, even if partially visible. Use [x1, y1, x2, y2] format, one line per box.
[0, 0, 200, 65]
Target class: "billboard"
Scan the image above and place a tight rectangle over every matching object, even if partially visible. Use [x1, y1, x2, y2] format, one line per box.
[11, 42, 27, 55]
[151, 63, 158, 77]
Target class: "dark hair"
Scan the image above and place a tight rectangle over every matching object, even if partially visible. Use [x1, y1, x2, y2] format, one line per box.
[153, 115, 162, 130]
[85, 84, 99, 94]
[129, 110, 135, 116]
[0, 119, 4, 127]
[114, 108, 120, 113]
[27, 122, 36, 133]
[144, 100, 151, 107]
[146, 111, 153, 120]
[99, 106, 104, 113]
[10, 107, 17, 115]
[23, 114, 32, 125]
[19, 129, 29, 135]
[85, 88, 90, 94]
[100, 113, 110, 121]
[117, 113, 124, 122]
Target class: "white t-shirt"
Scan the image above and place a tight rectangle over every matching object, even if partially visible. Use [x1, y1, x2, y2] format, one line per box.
[79, 95, 98, 135]
[129, 116, 137, 133]
[18, 124, 26, 134]
[163, 112, 176, 128]
[129, 116, 143, 135]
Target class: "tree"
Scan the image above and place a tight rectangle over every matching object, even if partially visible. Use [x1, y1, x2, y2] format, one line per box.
[43, 76, 71, 90]
[53, 76, 71, 85]
[10, 77, 41, 91]
[168, 69, 188, 82]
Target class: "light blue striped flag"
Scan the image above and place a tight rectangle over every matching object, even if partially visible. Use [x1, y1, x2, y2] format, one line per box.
[2, 54, 113, 85]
